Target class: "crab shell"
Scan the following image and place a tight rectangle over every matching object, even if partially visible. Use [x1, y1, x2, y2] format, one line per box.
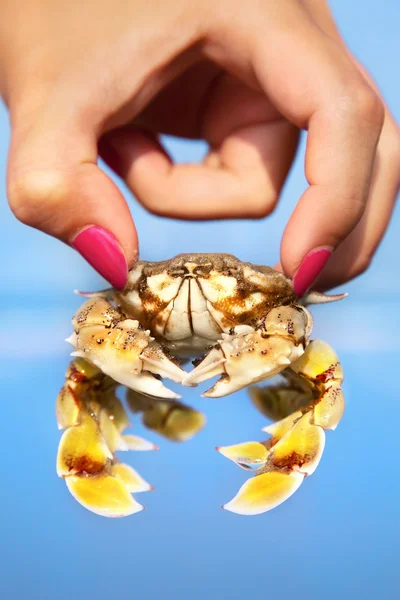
[114, 253, 341, 356]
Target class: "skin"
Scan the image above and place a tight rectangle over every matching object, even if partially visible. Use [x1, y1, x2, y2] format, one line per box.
[0, 0, 399, 289]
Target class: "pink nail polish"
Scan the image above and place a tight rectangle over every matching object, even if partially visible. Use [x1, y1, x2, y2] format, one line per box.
[293, 246, 333, 297]
[72, 226, 127, 290]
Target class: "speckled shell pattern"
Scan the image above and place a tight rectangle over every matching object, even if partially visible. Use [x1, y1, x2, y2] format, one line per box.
[115, 253, 297, 355]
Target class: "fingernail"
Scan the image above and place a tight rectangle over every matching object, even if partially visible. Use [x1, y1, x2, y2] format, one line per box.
[293, 246, 333, 297]
[72, 226, 127, 290]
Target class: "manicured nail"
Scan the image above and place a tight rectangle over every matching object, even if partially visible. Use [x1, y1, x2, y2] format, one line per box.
[72, 226, 127, 290]
[293, 246, 333, 297]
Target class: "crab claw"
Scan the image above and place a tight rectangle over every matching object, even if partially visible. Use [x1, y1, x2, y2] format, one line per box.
[184, 332, 298, 397]
[68, 298, 185, 399]
[140, 342, 185, 384]
[220, 412, 324, 515]
[219, 340, 344, 515]
[223, 471, 305, 516]
[111, 463, 153, 493]
[184, 306, 312, 397]
[57, 408, 147, 517]
[66, 473, 144, 518]
[289, 339, 345, 430]
[217, 442, 269, 470]
[56, 357, 156, 517]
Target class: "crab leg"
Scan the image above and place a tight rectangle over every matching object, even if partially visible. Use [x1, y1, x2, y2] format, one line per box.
[126, 389, 206, 442]
[249, 369, 315, 422]
[184, 305, 312, 397]
[218, 340, 345, 515]
[56, 357, 156, 517]
[66, 297, 185, 399]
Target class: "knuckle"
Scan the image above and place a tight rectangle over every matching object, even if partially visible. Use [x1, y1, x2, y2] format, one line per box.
[341, 191, 365, 221]
[145, 203, 165, 217]
[139, 193, 167, 217]
[247, 189, 278, 219]
[340, 83, 384, 129]
[351, 254, 373, 279]
[7, 169, 69, 227]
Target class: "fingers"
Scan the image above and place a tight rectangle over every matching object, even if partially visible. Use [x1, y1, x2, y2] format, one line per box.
[7, 110, 138, 289]
[258, 4, 384, 294]
[299, 0, 400, 289]
[206, 1, 384, 294]
[314, 125, 400, 289]
[99, 76, 299, 220]
[273, 124, 400, 290]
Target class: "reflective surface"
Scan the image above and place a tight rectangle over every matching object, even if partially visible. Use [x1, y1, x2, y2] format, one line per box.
[1, 1, 400, 598]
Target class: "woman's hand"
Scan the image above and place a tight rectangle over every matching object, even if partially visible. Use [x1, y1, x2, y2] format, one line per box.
[1, 0, 398, 293]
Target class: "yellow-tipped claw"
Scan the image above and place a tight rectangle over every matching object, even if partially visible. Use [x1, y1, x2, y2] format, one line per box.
[56, 357, 155, 517]
[223, 471, 304, 516]
[217, 442, 268, 470]
[262, 411, 303, 441]
[56, 384, 81, 430]
[220, 413, 323, 514]
[313, 387, 345, 430]
[112, 463, 153, 493]
[268, 413, 325, 476]
[290, 340, 343, 383]
[57, 412, 112, 478]
[290, 340, 345, 431]
[57, 329, 345, 517]
[98, 409, 129, 453]
[98, 391, 130, 433]
[122, 434, 159, 451]
[66, 473, 144, 517]
[221, 339, 345, 515]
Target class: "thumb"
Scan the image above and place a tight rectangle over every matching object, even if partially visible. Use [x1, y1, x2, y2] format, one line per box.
[7, 110, 138, 289]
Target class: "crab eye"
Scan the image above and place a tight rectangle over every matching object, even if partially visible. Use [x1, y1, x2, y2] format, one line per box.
[224, 268, 240, 277]
[193, 264, 212, 277]
[169, 267, 189, 277]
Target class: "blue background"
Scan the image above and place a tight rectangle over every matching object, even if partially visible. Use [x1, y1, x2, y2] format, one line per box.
[1, 1, 399, 598]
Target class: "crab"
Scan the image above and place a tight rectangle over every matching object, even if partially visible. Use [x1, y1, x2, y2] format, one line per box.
[56, 253, 345, 517]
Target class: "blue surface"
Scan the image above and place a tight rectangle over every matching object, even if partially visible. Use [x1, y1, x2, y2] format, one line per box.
[1, 1, 399, 598]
